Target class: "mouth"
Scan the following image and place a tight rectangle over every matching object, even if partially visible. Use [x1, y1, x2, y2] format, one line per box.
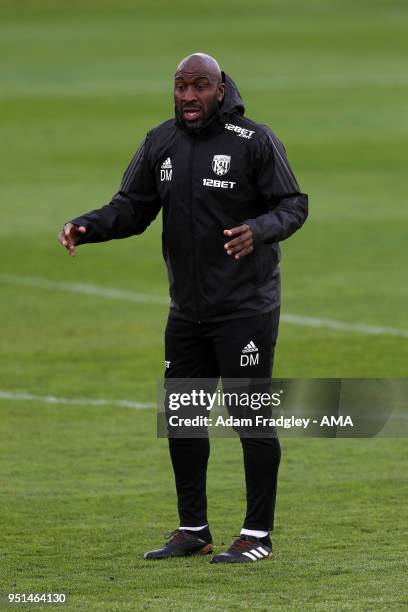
[182, 107, 202, 121]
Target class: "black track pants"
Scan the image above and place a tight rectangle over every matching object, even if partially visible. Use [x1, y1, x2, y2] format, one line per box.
[165, 307, 281, 531]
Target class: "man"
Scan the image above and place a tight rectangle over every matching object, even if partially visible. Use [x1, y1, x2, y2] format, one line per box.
[59, 53, 308, 563]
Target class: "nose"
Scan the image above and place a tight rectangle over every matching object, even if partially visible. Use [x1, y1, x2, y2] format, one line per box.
[183, 85, 198, 103]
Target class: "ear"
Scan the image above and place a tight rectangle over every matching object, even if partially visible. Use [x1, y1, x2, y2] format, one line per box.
[217, 83, 225, 103]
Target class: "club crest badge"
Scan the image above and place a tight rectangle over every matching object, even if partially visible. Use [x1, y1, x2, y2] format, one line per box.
[212, 154, 231, 176]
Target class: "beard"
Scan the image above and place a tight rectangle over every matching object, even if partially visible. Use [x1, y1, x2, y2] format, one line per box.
[175, 95, 219, 132]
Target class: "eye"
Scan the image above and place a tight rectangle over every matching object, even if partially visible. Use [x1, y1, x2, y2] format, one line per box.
[175, 84, 185, 92]
[197, 81, 209, 90]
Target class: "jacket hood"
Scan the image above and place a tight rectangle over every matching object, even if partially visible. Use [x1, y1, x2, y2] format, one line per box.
[220, 72, 245, 116]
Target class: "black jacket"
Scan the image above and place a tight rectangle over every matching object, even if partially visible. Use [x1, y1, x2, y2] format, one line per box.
[70, 74, 308, 322]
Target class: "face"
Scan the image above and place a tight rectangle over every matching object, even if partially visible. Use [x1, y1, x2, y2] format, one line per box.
[174, 70, 224, 130]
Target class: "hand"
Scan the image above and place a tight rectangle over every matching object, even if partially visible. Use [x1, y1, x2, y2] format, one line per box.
[58, 223, 86, 257]
[223, 224, 254, 259]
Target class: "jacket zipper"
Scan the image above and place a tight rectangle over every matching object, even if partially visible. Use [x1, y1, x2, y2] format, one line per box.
[188, 136, 201, 323]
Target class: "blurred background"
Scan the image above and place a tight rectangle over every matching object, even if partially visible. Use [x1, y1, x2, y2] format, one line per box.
[1, 0, 407, 608]
[1, 0, 407, 403]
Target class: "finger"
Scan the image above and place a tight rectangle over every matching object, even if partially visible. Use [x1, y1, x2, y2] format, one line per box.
[223, 225, 247, 238]
[224, 225, 252, 249]
[225, 231, 252, 250]
[78, 226, 86, 234]
[225, 238, 253, 256]
[62, 235, 75, 249]
[224, 231, 252, 250]
[63, 223, 74, 237]
[66, 240, 76, 255]
[234, 244, 254, 259]
[59, 231, 73, 251]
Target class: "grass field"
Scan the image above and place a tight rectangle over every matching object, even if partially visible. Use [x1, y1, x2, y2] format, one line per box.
[1, 0, 407, 609]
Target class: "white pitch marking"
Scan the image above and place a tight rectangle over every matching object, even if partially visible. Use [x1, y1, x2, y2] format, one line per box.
[1, 274, 407, 338]
[0, 390, 154, 410]
[280, 313, 408, 339]
[0, 274, 169, 305]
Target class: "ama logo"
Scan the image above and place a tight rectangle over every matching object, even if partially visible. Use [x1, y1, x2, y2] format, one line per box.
[160, 157, 172, 182]
[240, 341, 259, 367]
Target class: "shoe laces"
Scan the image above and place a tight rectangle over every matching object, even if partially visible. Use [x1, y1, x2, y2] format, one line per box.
[165, 529, 189, 543]
[229, 535, 259, 552]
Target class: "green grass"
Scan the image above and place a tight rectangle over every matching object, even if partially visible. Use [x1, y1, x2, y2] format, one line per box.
[1, 403, 408, 611]
[1, 0, 407, 609]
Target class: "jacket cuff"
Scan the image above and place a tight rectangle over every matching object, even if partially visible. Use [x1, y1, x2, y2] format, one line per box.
[244, 218, 262, 245]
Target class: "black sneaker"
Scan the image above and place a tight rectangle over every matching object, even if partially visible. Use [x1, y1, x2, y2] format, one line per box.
[210, 535, 272, 564]
[144, 529, 213, 560]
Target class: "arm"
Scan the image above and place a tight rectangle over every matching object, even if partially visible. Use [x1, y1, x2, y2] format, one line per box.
[223, 129, 308, 258]
[245, 129, 308, 244]
[59, 133, 162, 254]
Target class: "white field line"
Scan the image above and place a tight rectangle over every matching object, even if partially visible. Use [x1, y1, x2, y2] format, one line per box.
[281, 313, 408, 339]
[0, 274, 169, 305]
[0, 390, 154, 410]
[1, 274, 408, 339]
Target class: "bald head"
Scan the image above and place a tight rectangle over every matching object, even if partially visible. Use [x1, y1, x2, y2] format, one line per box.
[175, 53, 222, 83]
